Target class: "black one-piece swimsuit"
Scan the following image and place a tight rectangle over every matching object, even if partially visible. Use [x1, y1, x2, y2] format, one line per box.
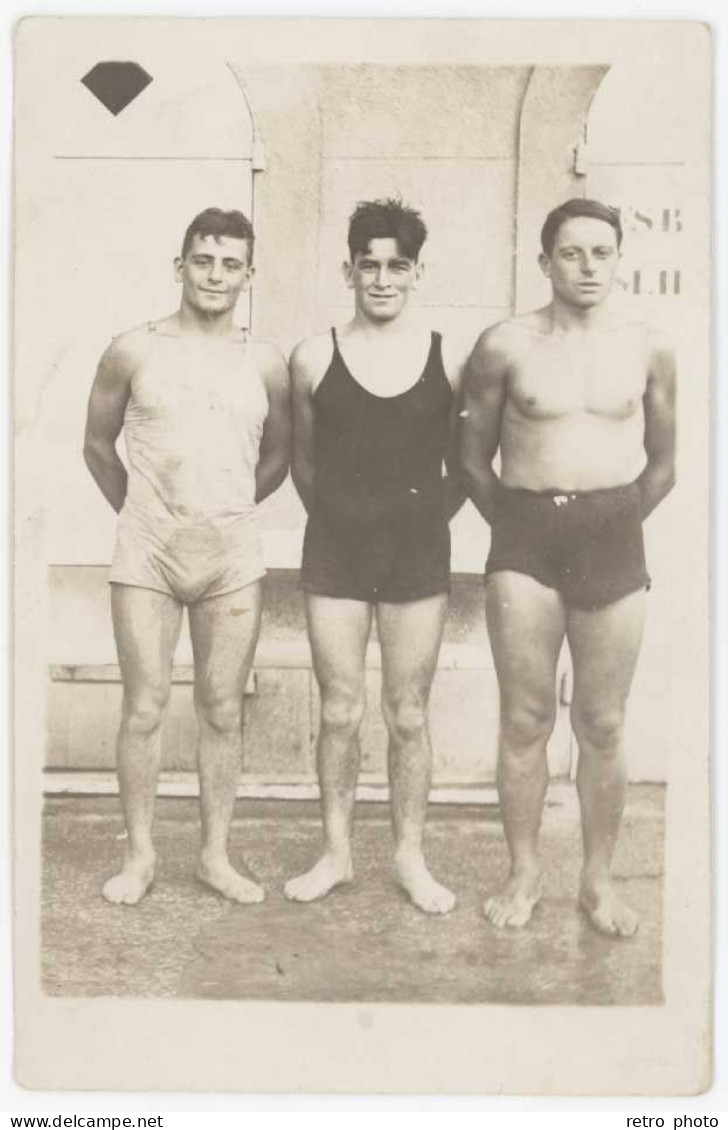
[300, 328, 453, 604]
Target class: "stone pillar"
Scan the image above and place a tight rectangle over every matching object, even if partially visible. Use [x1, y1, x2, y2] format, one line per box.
[515, 65, 610, 313]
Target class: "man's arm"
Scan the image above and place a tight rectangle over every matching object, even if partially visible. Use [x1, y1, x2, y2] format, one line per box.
[254, 343, 291, 504]
[441, 340, 468, 521]
[290, 338, 325, 515]
[83, 336, 136, 513]
[637, 329, 677, 518]
[459, 325, 510, 524]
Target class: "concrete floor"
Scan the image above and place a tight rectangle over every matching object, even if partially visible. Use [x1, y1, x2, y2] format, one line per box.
[41, 786, 664, 1005]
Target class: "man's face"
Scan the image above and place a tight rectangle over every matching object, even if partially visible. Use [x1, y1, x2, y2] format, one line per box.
[344, 237, 422, 322]
[175, 233, 253, 316]
[539, 217, 621, 309]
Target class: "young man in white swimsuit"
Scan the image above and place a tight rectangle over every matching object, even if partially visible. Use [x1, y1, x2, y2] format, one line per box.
[84, 208, 290, 905]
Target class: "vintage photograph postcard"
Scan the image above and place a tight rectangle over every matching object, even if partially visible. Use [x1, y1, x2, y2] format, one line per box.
[13, 16, 712, 1094]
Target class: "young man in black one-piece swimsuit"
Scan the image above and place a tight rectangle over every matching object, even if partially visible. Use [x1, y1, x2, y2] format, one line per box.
[285, 198, 467, 913]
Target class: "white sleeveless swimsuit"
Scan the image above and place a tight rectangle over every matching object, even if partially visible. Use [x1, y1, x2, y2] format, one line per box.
[110, 323, 268, 603]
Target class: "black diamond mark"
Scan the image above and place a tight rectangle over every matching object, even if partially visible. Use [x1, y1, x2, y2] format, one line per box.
[81, 61, 153, 116]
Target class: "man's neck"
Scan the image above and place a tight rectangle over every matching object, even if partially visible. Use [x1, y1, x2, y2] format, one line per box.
[548, 298, 614, 334]
[177, 303, 237, 338]
[349, 308, 417, 340]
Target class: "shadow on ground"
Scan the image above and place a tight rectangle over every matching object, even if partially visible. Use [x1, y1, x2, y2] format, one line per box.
[41, 786, 664, 1004]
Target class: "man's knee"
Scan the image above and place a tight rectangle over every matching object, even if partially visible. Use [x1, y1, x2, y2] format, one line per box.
[500, 697, 556, 752]
[571, 702, 625, 753]
[382, 691, 428, 746]
[320, 688, 366, 740]
[122, 689, 169, 738]
[195, 691, 244, 738]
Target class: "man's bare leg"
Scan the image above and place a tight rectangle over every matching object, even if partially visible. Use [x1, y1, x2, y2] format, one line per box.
[567, 590, 646, 937]
[484, 572, 566, 927]
[284, 596, 371, 902]
[377, 594, 454, 914]
[104, 585, 183, 904]
[189, 582, 264, 904]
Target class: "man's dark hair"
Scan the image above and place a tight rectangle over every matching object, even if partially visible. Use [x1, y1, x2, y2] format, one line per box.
[181, 208, 255, 260]
[347, 197, 428, 262]
[540, 198, 623, 256]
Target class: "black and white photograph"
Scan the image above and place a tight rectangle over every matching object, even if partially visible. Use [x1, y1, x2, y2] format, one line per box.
[12, 16, 711, 1095]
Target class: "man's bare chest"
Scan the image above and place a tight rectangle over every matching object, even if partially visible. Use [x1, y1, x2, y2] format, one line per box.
[508, 334, 648, 422]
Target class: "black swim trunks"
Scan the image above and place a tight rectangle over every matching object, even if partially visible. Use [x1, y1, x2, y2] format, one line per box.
[485, 482, 650, 610]
[302, 508, 450, 604]
[301, 329, 452, 604]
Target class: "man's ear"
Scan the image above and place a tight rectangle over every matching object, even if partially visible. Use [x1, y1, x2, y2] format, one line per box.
[173, 256, 184, 283]
[414, 261, 425, 286]
[342, 260, 355, 289]
[538, 252, 551, 279]
[242, 264, 256, 290]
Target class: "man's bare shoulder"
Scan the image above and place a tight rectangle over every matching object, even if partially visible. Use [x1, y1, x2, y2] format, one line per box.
[639, 324, 677, 387]
[572, 310, 671, 347]
[250, 337, 287, 372]
[248, 339, 289, 401]
[102, 324, 152, 380]
[470, 313, 544, 365]
[289, 332, 334, 390]
[641, 322, 675, 358]
[594, 316, 676, 362]
[440, 333, 473, 389]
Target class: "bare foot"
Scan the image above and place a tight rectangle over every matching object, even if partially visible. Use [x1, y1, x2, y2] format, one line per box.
[395, 849, 456, 915]
[283, 852, 353, 903]
[579, 876, 639, 937]
[196, 854, 265, 904]
[483, 868, 542, 928]
[102, 852, 155, 905]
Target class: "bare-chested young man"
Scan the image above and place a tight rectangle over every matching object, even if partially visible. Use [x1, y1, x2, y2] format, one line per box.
[84, 208, 290, 905]
[461, 198, 676, 936]
[285, 198, 466, 914]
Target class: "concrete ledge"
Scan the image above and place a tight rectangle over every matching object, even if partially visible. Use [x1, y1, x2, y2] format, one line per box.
[50, 642, 494, 683]
[43, 769, 502, 806]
